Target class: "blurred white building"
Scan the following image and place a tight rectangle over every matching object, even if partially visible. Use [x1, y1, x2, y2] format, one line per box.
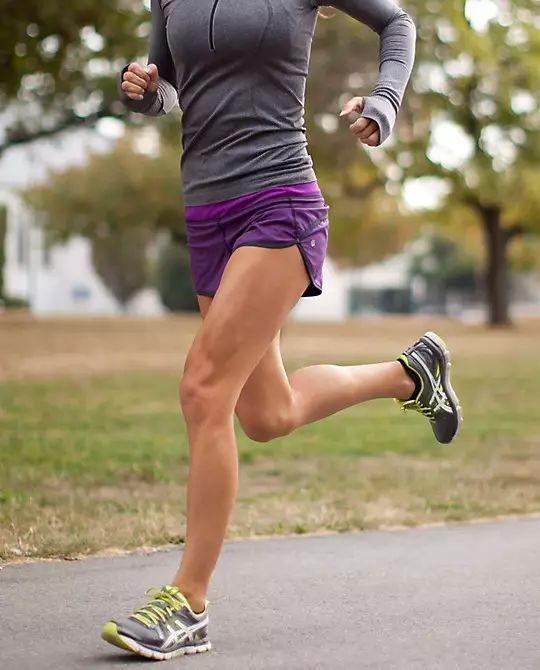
[294, 252, 413, 321]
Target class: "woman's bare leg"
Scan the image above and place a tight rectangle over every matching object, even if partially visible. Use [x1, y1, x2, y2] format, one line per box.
[235, 334, 414, 442]
[172, 246, 415, 610]
[171, 245, 310, 611]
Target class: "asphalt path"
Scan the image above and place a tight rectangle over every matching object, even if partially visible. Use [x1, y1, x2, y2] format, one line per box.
[2, 517, 540, 669]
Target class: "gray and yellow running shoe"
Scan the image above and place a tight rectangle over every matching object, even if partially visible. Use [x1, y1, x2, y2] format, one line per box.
[101, 585, 211, 660]
[397, 331, 462, 444]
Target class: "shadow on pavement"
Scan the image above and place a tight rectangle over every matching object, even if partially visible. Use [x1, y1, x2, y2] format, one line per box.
[83, 653, 155, 665]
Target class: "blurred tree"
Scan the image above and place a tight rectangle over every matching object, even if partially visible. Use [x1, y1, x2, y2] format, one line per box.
[156, 241, 198, 312]
[25, 135, 185, 241]
[0, 0, 147, 153]
[24, 136, 186, 306]
[91, 228, 150, 307]
[390, 0, 540, 325]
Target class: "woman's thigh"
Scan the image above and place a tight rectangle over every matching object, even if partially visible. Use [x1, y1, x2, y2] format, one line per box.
[197, 298, 292, 425]
[185, 245, 308, 406]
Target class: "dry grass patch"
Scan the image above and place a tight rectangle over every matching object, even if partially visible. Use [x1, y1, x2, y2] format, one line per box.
[1, 315, 539, 559]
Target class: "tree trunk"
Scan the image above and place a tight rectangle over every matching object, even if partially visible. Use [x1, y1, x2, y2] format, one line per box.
[481, 206, 511, 326]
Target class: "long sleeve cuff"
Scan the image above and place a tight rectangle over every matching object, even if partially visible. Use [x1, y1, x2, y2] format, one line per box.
[361, 95, 397, 145]
[360, 10, 416, 145]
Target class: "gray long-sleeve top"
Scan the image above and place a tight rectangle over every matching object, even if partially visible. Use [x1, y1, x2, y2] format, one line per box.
[119, 0, 416, 205]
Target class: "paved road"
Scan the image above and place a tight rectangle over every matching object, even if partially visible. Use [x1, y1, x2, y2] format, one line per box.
[2, 518, 540, 670]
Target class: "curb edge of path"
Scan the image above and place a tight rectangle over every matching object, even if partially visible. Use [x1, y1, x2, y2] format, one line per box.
[3, 510, 540, 569]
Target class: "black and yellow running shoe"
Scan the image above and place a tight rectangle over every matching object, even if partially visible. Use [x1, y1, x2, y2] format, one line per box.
[101, 585, 211, 660]
[397, 331, 463, 444]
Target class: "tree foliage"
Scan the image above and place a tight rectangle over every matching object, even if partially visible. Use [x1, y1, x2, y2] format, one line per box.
[390, 0, 540, 323]
[0, 0, 147, 152]
[91, 227, 151, 306]
[24, 136, 185, 305]
[156, 241, 198, 312]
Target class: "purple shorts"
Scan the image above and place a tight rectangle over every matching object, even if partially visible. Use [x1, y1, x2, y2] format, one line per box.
[184, 181, 329, 298]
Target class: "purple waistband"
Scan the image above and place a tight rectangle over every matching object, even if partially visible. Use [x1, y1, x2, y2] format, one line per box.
[184, 181, 321, 222]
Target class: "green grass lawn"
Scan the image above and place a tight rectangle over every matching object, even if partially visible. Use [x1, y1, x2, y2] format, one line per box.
[2, 321, 540, 560]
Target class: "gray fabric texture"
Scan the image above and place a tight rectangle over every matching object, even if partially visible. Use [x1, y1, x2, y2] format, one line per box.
[119, 0, 415, 205]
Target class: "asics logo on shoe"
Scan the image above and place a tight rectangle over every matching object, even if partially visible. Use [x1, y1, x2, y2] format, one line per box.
[410, 352, 452, 413]
[164, 618, 208, 648]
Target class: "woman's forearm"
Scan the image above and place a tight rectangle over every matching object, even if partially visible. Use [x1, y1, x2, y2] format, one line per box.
[322, 0, 416, 144]
[362, 9, 416, 144]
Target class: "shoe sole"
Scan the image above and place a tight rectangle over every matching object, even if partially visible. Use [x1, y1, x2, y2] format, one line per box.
[101, 622, 211, 661]
[421, 331, 463, 443]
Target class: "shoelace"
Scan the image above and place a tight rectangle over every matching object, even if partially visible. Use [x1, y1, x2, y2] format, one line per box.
[400, 398, 435, 420]
[131, 588, 185, 627]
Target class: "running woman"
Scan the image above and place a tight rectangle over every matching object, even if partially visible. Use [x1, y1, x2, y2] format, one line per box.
[102, 0, 462, 660]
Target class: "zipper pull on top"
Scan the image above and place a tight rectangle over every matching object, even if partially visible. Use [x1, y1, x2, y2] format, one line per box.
[208, 0, 221, 52]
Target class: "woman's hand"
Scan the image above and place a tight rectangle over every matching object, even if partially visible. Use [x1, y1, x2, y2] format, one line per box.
[340, 97, 380, 147]
[121, 63, 159, 101]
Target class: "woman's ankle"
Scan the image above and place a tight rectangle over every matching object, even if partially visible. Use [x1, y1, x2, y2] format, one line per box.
[171, 578, 207, 614]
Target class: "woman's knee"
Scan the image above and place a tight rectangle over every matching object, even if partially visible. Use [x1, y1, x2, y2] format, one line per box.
[239, 404, 297, 443]
[180, 351, 232, 422]
[179, 373, 208, 421]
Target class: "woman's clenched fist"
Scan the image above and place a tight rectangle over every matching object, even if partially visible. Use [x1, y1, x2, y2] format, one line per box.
[121, 63, 159, 101]
[340, 97, 380, 147]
